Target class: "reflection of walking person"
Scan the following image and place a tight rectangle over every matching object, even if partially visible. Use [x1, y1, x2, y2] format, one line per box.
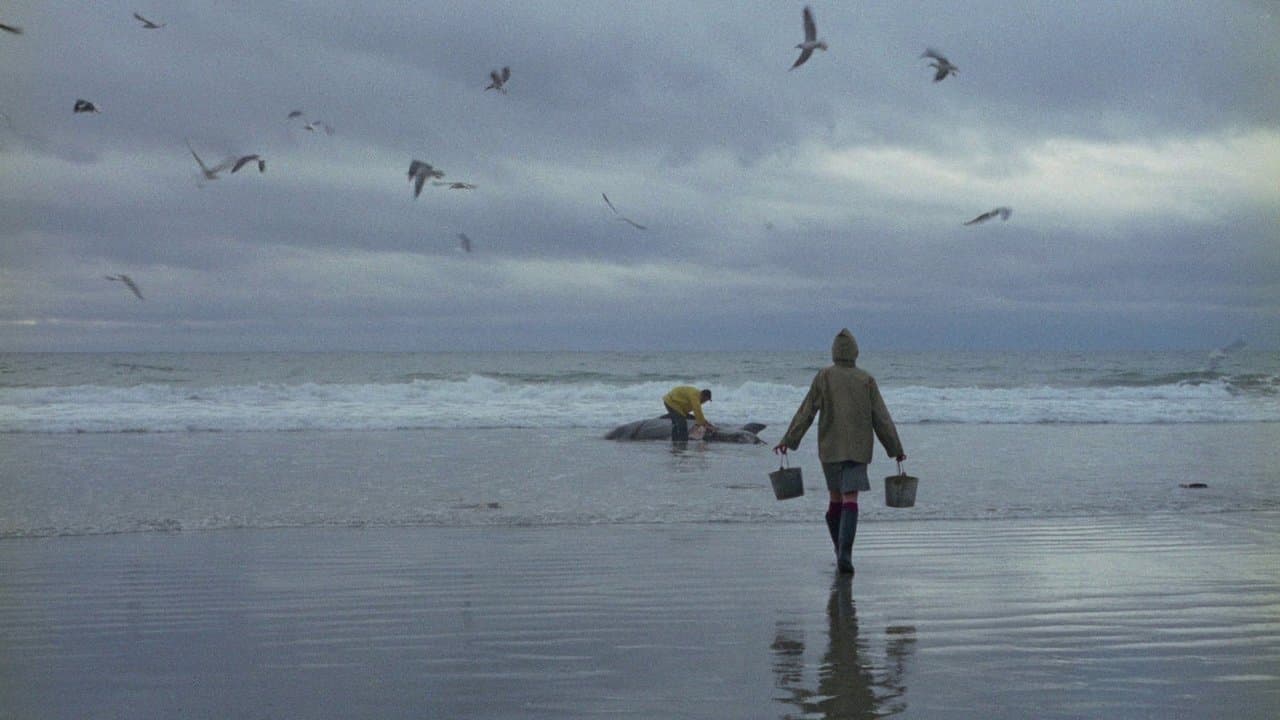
[662, 386, 716, 442]
[773, 329, 905, 574]
[770, 579, 887, 718]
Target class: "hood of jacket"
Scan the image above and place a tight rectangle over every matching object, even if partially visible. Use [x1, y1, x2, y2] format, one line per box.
[831, 328, 859, 367]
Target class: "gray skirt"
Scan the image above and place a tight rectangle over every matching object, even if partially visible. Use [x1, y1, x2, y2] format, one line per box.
[821, 461, 871, 494]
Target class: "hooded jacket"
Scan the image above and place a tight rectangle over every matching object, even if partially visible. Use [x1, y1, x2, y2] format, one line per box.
[780, 329, 903, 464]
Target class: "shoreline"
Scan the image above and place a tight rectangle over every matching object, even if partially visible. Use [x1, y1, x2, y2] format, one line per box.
[2, 512, 1276, 719]
[2, 505, 1277, 542]
[4, 423, 1278, 540]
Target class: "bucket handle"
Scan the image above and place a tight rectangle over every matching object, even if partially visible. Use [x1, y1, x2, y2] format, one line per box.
[777, 453, 791, 470]
[896, 459, 905, 476]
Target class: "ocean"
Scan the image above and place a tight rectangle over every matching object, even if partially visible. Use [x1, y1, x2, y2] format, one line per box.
[1, 350, 1277, 538]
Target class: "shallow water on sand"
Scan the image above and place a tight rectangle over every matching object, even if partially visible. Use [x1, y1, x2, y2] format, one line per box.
[1, 423, 1277, 538]
[1, 514, 1276, 719]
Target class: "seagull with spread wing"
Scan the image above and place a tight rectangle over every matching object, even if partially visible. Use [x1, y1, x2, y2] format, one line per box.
[602, 193, 647, 230]
[921, 48, 958, 82]
[231, 155, 265, 173]
[408, 160, 444, 198]
[963, 207, 1012, 225]
[185, 140, 233, 181]
[105, 274, 144, 300]
[1207, 339, 1246, 371]
[485, 66, 511, 93]
[790, 6, 827, 70]
[133, 13, 164, 29]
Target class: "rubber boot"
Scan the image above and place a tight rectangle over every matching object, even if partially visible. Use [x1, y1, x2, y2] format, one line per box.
[824, 504, 841, 555]
[836, 505, 858, 574]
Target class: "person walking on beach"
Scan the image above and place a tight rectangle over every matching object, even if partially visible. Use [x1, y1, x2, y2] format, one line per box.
[773, 329, 905, 574]
[662, 385, 716, 442]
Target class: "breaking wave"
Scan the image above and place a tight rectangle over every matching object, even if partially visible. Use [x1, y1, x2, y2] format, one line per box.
[1, 373, 1276, 433]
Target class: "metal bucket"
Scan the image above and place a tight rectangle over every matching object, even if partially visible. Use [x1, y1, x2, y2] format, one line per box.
[884, 462, 918, 508]
[769, 456, 804, 500]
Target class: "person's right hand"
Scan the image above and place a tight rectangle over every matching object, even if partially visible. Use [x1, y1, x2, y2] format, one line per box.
[772, 443, 788, 455]
[896, 454, 907, 462]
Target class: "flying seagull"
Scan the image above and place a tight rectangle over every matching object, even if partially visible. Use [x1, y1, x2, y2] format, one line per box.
[304, 120, 334, 135]
[457, 233, 472, 253]
[408, 160, 444, 198]
[73, 99, 100, 114]
[790, 6, 827, 70]
[105, 274, 144, 300]
[485, 66, 511, 93]
[433, 181, 476, 190]
[230, 154, 265, 173]
[287, 109, 304, 119]
[0, 22, 22, 35]
[921, 48, 958, 82]
[133, 12, 164, 29]
[1207, 339, 1246, 371]
[185, 139, 233, 181]
[963, 207, 1012, 225]
[602, 193, 647, 230]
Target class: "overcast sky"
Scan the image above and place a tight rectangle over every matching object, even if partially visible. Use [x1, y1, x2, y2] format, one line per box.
[1, 1, 1277, 352]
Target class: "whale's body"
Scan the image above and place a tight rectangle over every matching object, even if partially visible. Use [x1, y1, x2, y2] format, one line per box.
[604, 417, 767, 444]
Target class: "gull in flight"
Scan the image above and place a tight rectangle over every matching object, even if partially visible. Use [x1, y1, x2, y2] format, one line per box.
[408, 160, 444, 198]
[963, 207, 1012, 225]
[457, 233, 472, 253]
[433, 181, 476, 190]
[1207, 339, 1246, 371]
[133, 13, 164, 29]
[231, 154, 265, 173]
[790, 6, 827, 70]
[289, 110, 334, 135]
[485, 66, 511, 93]
[602, 193, 647, 230]
[921, 48, 958, 82]
[105, 274, 144, 300]
[185, 139, 233, 181]
[73, 99, 100, 114]
[0, 22, 22, 35]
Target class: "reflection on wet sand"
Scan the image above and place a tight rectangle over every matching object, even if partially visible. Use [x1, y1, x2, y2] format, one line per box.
[772, 577, 916, 718]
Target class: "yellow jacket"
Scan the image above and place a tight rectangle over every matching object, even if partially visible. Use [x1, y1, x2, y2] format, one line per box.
[663, 386, 709, 425]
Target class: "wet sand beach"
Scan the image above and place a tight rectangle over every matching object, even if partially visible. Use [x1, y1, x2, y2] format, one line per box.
[2, 512, 1276, 719]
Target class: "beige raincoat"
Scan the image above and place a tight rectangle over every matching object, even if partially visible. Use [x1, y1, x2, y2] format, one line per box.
[779, 329, 904, 464]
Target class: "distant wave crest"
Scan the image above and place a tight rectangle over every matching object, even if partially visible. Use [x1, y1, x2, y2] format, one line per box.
[1, 373, 1277, 433]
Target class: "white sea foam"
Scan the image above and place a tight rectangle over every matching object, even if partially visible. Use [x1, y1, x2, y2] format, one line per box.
[1, 375, 1274, 433]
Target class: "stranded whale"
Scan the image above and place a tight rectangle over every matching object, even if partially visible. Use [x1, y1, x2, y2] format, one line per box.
[604, 417, 767, 444]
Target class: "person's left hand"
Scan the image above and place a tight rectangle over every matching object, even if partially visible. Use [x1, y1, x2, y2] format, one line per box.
[772, 443, 788, 455]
